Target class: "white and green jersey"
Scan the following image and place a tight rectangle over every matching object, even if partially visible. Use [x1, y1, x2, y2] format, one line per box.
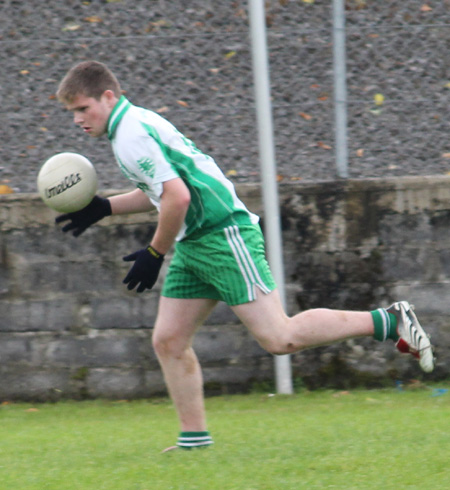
[107, 96, 259, 241]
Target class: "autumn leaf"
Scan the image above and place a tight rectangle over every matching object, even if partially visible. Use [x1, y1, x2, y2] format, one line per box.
[332, 391, 350, 398]
[152, 19, 170, 27]
[442, 153, 450, 159]
[146, 19, 171, 32]
[374, 93, 385, 106]
[349, 0, 367, 9]
[0, 184, 14, 194]
[299, 112, 312, 121]
[420, 4, 432, 12]
[226, 169, 238, 177]
[317, 141, 332, 150]
[224, 51, 237, 59]
[156, 106, 169, 114]
[20, 70, 29, 75]
[176, 100, 189, 108]
[356, 149, 364, 157]
[84, 16, 103, 23]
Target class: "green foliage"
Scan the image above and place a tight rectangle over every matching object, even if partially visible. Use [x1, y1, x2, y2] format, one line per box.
[1, 388, 449, 489]
[71, 367, 89, 381]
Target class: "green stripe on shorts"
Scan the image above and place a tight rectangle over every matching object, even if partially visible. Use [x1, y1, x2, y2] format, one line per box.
[162, 224, 276, 305]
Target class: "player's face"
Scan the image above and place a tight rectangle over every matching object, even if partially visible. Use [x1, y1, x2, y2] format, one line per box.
[65, 91, 117, 138]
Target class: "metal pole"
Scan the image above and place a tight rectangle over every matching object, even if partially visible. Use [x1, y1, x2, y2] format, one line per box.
[248, 0, 293, 395]
[332, 0, 349, 178]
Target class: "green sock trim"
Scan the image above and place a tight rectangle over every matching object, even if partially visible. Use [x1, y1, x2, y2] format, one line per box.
[177, 431, 213, 450]
[371, 309, 399, 342]
[179, 431, 210, 438]
[387, 313, 399, 341]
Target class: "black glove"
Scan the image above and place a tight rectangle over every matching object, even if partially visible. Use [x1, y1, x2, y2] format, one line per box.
[55, 195, 112, 237]
[122, 245, 165, 293]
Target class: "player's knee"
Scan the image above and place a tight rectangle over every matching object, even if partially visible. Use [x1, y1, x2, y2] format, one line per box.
[152, 334, 176, 358]
[267, 344, 298, 356]
[152, 333, 188, 359]
[258, 337, 300, 356]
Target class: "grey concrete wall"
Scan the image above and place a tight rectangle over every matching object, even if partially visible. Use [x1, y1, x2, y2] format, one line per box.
[1, 177, 449, 401]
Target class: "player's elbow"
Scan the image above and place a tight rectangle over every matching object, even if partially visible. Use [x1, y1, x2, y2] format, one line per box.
[180, 189, 191, 210]
[162, 178, 191, 212]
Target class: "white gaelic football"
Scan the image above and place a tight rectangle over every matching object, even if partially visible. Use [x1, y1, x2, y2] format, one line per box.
[37, 152, 97, 213]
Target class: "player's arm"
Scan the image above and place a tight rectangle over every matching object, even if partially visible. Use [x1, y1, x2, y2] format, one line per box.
[55, 188, 153, 237]
[149, 178, 191, 254]
[109, 188, 153, 215]
[122, 178, 191, 292]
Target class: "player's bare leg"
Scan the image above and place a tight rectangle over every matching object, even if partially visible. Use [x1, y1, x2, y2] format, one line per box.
[233, 289, 434, 372]
[232, 288, 374, 354]
[153, 296, 217, 450]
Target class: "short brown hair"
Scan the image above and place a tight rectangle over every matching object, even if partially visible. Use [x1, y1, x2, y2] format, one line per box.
[57, 60, 122, 103]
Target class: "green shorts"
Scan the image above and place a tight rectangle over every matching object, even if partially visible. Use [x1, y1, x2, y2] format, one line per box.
[162, 224, 276, 306]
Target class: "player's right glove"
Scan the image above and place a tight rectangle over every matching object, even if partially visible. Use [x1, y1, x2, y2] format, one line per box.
[122, 245, 165, 293]
[55, 195, 112, 237]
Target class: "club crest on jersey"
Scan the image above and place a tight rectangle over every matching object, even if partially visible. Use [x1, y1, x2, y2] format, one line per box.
[138, 157, 155, 178]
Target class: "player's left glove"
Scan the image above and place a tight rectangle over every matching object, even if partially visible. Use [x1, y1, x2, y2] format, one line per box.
[122, 245, 165, 293]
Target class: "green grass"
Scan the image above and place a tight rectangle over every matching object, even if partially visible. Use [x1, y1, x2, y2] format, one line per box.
[1, 388, 449, 490]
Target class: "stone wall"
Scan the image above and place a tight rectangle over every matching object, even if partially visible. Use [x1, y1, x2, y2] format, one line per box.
[1, 177, 449, 401]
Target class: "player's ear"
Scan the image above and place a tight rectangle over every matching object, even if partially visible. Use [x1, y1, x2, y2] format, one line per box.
[102, 89, 118, 107]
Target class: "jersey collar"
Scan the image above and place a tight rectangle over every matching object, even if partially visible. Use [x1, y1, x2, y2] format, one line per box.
[107, 95, 131, 140]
